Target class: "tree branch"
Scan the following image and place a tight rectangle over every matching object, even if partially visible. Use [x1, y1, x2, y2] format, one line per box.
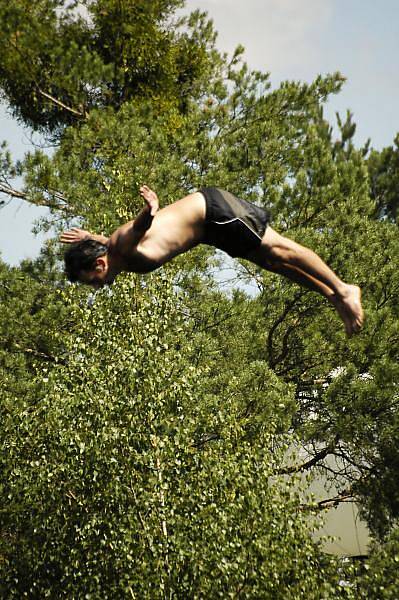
[11, 342, 58, 363]
[298, 471, 373, 512]
[267, 291, 304, 368]
[0, 182, 26, 200]
[0, 182, 72, 213]
[6, 36, 87, 121]
[276, 432, 342, 480]
[36, 86, 87, 119]
[303, 491, 355, 512]
[277, 441, 337, 475]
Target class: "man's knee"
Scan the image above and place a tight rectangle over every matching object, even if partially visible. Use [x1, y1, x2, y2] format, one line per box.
[264, 229, 300, 261]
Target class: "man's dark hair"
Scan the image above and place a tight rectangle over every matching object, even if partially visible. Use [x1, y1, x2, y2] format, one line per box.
[64, 239, 108, 282]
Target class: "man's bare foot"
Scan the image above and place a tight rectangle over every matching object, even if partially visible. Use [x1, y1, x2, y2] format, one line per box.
[332, 285, 364, 335]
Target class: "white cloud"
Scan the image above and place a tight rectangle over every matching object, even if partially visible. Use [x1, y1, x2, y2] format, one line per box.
[185, 0, 333, 77]
[184, 1, 399, 147]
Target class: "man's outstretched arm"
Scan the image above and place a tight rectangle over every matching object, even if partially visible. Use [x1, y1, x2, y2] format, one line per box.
[60, 227, 109, 245]
[60, 185, 159, 250]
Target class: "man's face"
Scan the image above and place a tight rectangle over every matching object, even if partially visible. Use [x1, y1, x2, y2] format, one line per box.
[79, 256, 111, 289]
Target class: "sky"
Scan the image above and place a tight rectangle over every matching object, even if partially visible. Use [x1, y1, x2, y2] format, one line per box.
[1, 0, 398, 268]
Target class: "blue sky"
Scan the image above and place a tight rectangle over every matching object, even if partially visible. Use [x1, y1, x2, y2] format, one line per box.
[1, 0, 399, 265]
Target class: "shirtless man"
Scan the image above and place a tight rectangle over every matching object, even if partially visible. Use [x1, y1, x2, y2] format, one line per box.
[61, 185, 364, 335]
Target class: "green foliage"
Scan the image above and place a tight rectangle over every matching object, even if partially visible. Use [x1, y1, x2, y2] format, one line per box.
[0, 252, 68, 400]
[2, 0, 399, 593]
[357, 528, 399, 599]
[367, 133, 399, 222]
[0, 0, 217, 133]
[1, 274, 347, 598]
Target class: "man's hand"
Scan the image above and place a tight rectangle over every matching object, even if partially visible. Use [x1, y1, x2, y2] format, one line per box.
[60, 227, 91, 244]
[139, 185, 159, 216]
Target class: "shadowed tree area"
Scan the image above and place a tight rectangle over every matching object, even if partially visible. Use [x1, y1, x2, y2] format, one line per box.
[1, 1, 399, 597]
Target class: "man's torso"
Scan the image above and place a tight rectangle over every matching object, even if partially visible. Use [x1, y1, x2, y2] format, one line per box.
[116, 191, 207, 273]
[110, 188, 270, 274]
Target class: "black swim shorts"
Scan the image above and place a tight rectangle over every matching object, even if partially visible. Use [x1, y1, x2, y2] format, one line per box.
[200, 187, 270, 258]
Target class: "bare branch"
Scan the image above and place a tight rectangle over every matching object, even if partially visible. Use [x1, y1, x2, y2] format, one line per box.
[268, 291, 304, 367]
[11, 342, 58, 363]
[6, 36, 88, 121]
[0, 182, 72, 213]
[0, 182, 26, 200]
[277, 442, 336, 475]
[314, 492, 355, 511]
[36, 86, 87, 119]
[300, 488, 355, 512]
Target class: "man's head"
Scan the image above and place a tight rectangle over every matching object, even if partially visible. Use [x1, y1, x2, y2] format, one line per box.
[64, 239, 111, 288]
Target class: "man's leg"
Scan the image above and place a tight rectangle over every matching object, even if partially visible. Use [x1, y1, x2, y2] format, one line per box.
[246, 227, 363, 335]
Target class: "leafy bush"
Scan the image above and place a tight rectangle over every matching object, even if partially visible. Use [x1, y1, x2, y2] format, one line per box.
[1, 274, 349, 598]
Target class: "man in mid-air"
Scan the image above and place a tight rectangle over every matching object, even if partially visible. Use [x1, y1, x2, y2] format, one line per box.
[61, 185, 363, 335]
